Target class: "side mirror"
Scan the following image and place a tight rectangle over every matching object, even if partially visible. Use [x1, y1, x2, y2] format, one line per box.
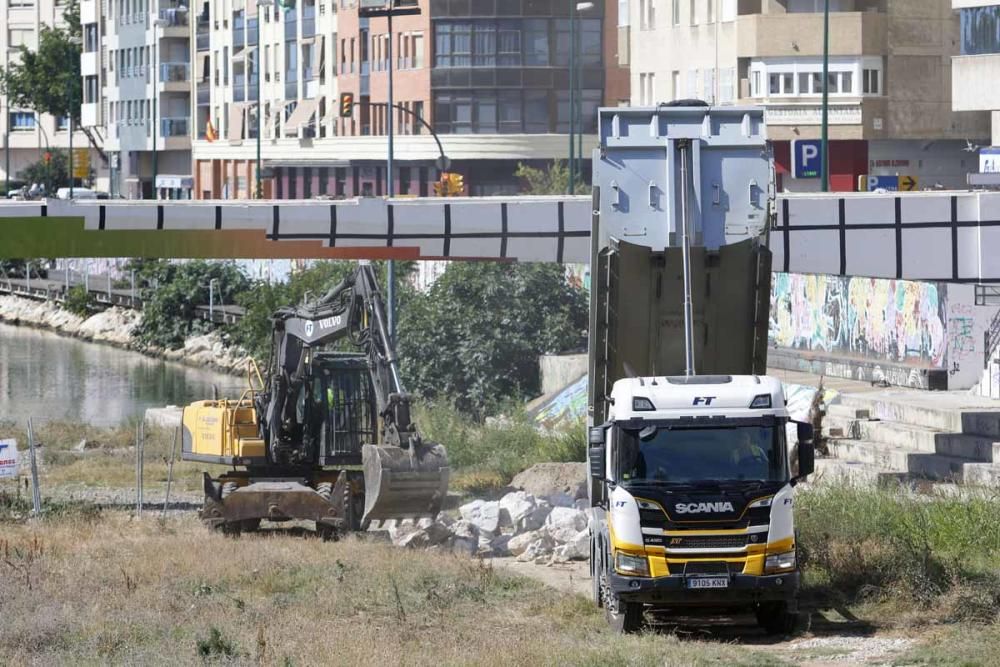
[797, 422, 815, 444]
[588, 427, 606, 445]
[589, 445, 606, 480]
[797, 441, 815, 478]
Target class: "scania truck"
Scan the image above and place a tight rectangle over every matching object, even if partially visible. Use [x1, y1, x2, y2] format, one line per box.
[587, 375, 814, 634]
[585, 103, 814, 633]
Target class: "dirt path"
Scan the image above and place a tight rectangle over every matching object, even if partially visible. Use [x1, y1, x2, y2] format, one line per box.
[492, 557, 919, 666]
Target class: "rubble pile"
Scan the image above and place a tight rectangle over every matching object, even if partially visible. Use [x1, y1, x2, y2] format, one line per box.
[384, 463, 592, 564]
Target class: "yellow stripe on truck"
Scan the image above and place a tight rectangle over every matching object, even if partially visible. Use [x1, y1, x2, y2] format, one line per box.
[608, 519, 646, 555]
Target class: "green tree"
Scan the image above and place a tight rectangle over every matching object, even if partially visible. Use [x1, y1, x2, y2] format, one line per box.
[515, 160, 591, 196]
[397, 263, 589, 418]
[231, 260, 415, 362]
[135, 261, 251, 350]
[18, 150, 70, 194]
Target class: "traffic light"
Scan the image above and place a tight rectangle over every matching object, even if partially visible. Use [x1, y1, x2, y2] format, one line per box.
[43, 152, 52, 165]
[434, 172, 465, 197]
[340, 92, 355, 119]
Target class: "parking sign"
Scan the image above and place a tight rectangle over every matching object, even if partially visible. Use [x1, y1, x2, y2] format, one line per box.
[792, 139, 823, 179]
[0, 439, 18, 479]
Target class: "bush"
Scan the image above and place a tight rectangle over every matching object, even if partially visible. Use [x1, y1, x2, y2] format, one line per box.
[63, 284, 95, 317]
[416, 402, 585, 490]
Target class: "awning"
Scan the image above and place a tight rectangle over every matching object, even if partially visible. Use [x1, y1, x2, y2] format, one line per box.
[228, 103, 245, 142]
[283, 97, 318, 136]
[246, 0, 258, 17]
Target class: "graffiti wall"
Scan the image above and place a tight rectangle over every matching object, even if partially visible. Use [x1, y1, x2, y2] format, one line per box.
[770, 274, 948, 368]
[770, 276, 1000, 390]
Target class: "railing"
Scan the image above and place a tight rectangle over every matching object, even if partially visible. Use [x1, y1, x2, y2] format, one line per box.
[248, 19, 259, 46]
[197, 85, 210, 105]
[976, 284, 1000, 306]
[302, 13, 315, 38]
[157, 7, 188, 25]
[233, 27, 245, 49]
[196, 17, 210, 50]
[233, 81, 246, 102]
[986, 308, 1000, 369]
[285, 80, 298, 100]
[160, 62, 190, 82]
[160, 117, 189, 137]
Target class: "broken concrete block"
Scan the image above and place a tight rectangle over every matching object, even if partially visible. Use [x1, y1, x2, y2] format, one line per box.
[545, 506, 588, 544]
[459, 499, 501, 534]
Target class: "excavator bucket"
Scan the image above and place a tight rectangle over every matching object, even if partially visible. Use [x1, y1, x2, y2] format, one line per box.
[362, 442, 450, 523]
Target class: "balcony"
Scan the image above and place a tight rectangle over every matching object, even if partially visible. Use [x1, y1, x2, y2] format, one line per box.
[81, 103, 100, 128]
[285, 80, 298, 100]
[737, 11, 886, 59]
[248, 18, 258, 46]
[160, 117, 189, 137]
[157, 7, 188, 26]
[196, 16, 210, 50]
[953, 54, 1000, 112]
[81, 51, 100, 77]
[160, 62, 190, 83]
[285, 18, 297, 41]
[197, 83, 210, 105]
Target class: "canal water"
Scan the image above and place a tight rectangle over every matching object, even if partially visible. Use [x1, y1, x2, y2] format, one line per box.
[0, 322, 247, 426]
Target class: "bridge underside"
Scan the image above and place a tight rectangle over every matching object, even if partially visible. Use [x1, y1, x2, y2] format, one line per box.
[1, 192, 998, 283]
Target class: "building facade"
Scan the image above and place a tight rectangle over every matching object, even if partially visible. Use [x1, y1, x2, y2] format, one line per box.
[2, 0, 105, 192]
[80, 0, 194, 199]
[185, 0, 629, 199]
[627, 0, 989, 191]
[952, 1, 1000, 148]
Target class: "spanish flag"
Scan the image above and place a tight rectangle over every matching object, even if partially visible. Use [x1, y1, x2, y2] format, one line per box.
[206, 120, 218, 142]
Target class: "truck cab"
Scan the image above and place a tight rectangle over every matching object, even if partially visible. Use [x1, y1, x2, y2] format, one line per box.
[587, 374, 815, 634]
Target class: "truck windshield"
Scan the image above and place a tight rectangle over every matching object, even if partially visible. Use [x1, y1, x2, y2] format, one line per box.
[616, 425, 787, 484]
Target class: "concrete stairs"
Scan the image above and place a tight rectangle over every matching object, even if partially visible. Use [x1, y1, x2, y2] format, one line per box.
[817, 391, 1000, 487]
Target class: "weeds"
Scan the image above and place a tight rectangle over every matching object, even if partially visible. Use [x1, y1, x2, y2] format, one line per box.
[797, 484, 1000, 623]
[196, 627, 239, 661]
[416, 402, 585, 489]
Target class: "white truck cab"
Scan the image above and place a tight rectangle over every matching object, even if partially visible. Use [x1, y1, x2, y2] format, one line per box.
[587, 374, 815, 634]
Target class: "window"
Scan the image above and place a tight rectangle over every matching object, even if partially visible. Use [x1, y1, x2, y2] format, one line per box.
[863, 68, 881, 95]
[707, 0, 714, 23]
[10, 111, 36, 131]
[961, 6, 1000, 55]
[721, 68, 734, 104]
[84, 24, 98, 52]
[722, 0, 737, 22]
[673, 0, 680, 26]
[751, 58, 868, 98]
[639, 0, 655, 30]
[690, 0, 697, 25]
[413, 33, 424, 68]
[639, 73, 655, 106]
[672, 70, 681, 101]
[523, 19, 549, 66]
[769, 72, 792, 96]
[687, 69, 697, 99]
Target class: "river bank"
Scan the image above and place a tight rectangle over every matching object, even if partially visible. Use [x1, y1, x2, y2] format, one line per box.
[0, 294, 249, 376]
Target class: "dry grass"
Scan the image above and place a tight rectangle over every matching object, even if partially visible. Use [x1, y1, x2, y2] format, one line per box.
[0, 511, 787, 666]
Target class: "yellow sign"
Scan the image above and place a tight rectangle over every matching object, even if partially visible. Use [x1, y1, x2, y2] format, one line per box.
[899, 175, 918, 191]
[72, 148, 90, 179]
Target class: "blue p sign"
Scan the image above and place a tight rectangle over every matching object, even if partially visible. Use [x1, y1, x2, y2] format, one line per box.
[792, 139, 823, 179]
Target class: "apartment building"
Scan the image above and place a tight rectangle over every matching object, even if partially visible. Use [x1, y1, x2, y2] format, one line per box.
[2, 0, 104, 190]
[188, 0, 629, 199]
[627, 0, 988, 191]
[952, 2, 1000, 149]
[80, 0, 193, 199]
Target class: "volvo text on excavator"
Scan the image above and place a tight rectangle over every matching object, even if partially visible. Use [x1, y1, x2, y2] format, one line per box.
[181, 264, 449, 537]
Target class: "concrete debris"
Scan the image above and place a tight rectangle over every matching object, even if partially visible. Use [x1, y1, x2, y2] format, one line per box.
[499, 491, 550, 533]
[385, 489, 590, 562]
[459, 499, 501, 534]
[510, 462, 588, 500]
[552, 529, 590, 562]
[448, 520, 480, 556]
[545, 507, 588, 544]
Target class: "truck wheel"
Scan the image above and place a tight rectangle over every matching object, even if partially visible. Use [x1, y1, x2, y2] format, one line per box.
[756, 601, 800, 636]
[600, 571, 643, 634]
[590, 535, 603, 608]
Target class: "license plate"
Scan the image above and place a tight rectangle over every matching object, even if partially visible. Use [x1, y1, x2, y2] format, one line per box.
[687, 577, 729, 590]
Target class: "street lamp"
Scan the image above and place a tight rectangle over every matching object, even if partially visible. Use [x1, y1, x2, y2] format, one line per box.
[359, 0, 421, 346]
[256, 0, 275, 199]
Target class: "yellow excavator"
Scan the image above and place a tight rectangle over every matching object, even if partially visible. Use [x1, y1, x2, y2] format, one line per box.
[181, 264, 449, 538]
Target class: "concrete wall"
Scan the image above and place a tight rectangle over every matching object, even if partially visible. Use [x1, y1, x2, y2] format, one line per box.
[539, 353, 589, 397]
[770, 272, 998, 389]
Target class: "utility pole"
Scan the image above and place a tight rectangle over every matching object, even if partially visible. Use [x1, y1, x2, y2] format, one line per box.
[820, 0, 830, 192]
